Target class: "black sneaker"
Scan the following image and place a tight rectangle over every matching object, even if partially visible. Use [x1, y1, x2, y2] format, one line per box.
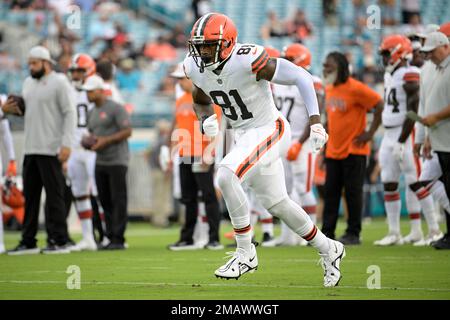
[101, 242, 126, 250]
[41, 243, 71, 255]
[167, 212, 180, 223]
[261, 232, 276, 247]
[337, 234, 361, 245]
[432, 234, 450, 250]
[205, 241, 224, 250]
[7, 243, 41, 256]
[67, 238, 76, 246]
[167, 240, 198, 251]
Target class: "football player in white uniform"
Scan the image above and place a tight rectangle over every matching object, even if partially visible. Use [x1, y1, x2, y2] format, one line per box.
[0, 95, 18, 253]
[185, 13, 344, 287]
[66, 54, 99, 251]
[272, 43, 324, 246]
[375, 35, 438, 246]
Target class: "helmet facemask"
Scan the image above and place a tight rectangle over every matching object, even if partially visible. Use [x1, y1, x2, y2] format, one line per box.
[69, 68, 87, 90]
[189, 39, 222, 73]
[189, 23, 234, 73]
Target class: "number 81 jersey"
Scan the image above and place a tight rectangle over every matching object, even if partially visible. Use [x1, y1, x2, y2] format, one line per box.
[184, 43, 280, 130]
[382, 65, 420, 127]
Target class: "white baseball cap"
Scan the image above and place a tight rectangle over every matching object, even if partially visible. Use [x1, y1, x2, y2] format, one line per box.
[28, 46, 56, 64]
[170, 63, 186, 78]
[81, 75, 105, 91]
[422, 31, 450, 52]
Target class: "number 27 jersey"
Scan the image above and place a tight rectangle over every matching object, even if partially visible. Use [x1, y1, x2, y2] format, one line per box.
[382, 65, 420, 127]
[183, 43, 280, 130]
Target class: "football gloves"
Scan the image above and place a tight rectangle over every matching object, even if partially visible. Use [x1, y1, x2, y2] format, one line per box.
[310, 123, 328, 153]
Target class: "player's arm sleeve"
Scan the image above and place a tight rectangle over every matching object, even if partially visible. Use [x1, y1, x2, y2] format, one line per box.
[57, 77, 77, 148]
[0, 118, 15, 160]
[271, 58, 320, 116]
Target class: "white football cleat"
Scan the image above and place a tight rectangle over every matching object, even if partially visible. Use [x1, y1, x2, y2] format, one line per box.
[319, 240, 346, 287]
[402, 231, 424, 244]
[0, 244, 5, 254]
[215, 244, 258, 280]
[413, 231, 444, 247]
[374, 233, 404, 246]
[71, 238, 98, 252]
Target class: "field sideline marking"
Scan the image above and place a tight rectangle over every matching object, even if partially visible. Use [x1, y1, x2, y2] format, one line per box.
[0, 280, 449, 292]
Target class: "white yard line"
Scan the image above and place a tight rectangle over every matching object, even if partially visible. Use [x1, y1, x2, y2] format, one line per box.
[0, 280, 449, 292]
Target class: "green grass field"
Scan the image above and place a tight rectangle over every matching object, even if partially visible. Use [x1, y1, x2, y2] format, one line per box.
[1, 218, 449, 300]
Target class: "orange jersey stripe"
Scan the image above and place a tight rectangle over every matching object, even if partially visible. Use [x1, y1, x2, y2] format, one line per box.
[235, 118, 285, 180]
[251, 51, 269, 73]
[252, 56, 269, 74]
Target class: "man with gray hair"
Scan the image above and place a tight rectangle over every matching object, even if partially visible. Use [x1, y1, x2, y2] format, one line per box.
[3, 46, 77, 254]
[419, 31, 450, 249]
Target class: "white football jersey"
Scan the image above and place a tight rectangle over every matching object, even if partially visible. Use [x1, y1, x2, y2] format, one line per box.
[272, 75, 323, 140]
[73, 89, 95, 147]
[382, 65, 420, 127]
[184, 43, 280, 130]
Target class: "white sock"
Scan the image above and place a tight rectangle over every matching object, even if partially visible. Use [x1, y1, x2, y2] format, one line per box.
[235, 226, 252, 253]
[384, 191, 401, 234]
[75, 198, 94, 241]
[406, 187, 422, 234]
[408, 214, 422, 234]
[81, 219, 94, 241]
[308, 227, 331, 254]
[416, 186, 440, 233]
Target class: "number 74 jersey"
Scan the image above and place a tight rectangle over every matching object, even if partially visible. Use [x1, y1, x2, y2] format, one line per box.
[382, 65, 420, 128]
[183, 43, 280, 130]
